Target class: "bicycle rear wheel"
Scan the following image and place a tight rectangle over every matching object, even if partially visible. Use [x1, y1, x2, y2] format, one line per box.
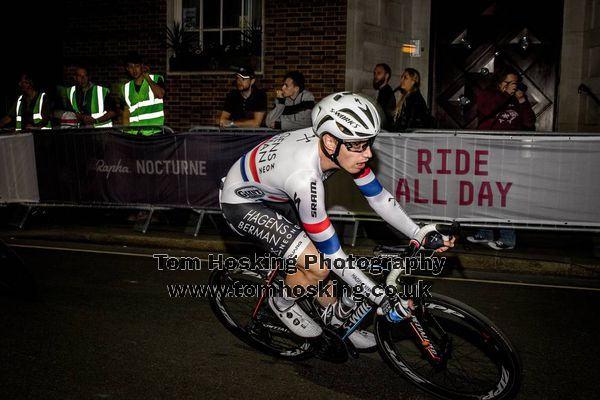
[375, 293, 521, 400]
[208, 267, 314, 360]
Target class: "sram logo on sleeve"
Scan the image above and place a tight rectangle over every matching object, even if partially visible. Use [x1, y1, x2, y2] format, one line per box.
[235, 186, 265, 199]
[310, 181, 318, 217]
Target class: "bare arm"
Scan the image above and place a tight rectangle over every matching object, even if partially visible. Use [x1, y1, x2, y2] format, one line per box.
[122, 107, 130, 125]
[219, 110, 233, 127]
[0, 115, 12, 129]
[266, 98, 285, 128]
[233, 111, 266, 128]
[144, 72, 165, 99]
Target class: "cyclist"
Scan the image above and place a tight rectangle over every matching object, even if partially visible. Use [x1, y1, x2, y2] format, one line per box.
[220, 92, 454, 349]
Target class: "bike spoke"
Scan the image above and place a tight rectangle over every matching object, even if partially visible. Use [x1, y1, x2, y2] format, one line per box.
[377, 294, 521, 399]
[209, 270, 313, 359]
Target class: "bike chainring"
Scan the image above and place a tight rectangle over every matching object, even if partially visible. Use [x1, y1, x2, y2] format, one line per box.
[313, 327, 349, 364]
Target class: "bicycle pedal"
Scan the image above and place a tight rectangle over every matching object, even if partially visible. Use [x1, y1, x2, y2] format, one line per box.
[313, 327, 348, 364]
[344, 339, 360, 359]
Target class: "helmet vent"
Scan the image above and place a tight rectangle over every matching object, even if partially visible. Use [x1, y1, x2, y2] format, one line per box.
[316, 115, 333, 131]
[339, 108, 368, 130]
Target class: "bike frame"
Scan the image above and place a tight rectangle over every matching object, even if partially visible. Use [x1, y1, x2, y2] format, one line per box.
[247, 246, 451, 366]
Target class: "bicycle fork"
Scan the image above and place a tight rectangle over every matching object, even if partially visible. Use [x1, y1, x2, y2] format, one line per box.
[408, 308, 450, 368]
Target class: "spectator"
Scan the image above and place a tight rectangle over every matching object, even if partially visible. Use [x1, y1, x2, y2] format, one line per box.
[476, 68, 535, 131]
[372, 63, 396, 129]
[266, 71, 314, 130]
[220, 66, 267, 128]
[0, 73, 51, 131]
[391, 68, 432, 131]
[120, 52, 165, 135]
[66, 66, 116, 128]
[467, 68, 536, 250]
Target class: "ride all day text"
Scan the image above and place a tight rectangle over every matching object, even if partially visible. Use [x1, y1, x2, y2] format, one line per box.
[395, 149, 512, 206]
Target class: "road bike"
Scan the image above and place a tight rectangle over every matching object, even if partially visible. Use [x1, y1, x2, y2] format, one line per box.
[207, 224, 522, 400]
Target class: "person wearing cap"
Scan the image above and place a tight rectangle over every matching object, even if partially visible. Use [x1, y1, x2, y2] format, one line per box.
[66, 66, 116, 128]
[219, 66, 267, 128]
[265, 71, 315, 131]
[0, 73, 52, 131]
[120, 52, 166, 135]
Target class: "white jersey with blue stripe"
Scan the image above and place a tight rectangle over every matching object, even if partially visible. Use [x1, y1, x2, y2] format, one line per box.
[220, 128, 420, 259]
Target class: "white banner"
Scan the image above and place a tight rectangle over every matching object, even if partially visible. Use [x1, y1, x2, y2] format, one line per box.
[368, 132, 600, 228]
[0, 133, 39, 203]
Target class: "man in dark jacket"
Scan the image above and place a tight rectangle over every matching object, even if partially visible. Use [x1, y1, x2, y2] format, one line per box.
[373, 63, 396, 129]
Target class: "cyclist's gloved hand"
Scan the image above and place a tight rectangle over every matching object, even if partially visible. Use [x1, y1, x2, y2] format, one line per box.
[387, 298, 412, 322]
[378, 297, 412, 322]
[410, 222, 460, 252]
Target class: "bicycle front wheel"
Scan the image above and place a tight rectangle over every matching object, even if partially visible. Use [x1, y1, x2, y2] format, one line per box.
[375, 293, 521, 400]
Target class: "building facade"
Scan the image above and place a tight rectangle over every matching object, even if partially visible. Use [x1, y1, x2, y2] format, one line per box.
[57, 0, 600, 132]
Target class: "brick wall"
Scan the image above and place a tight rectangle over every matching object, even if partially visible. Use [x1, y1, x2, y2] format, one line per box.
[63, 0, 347, 131]
[63, 0, 167, 89]
[262, 0, 348, 103]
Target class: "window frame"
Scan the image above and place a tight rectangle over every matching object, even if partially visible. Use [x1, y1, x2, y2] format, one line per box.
[168, 0, 264, 75]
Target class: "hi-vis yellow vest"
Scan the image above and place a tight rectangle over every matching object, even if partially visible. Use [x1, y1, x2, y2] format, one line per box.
[67, 85, 113, 128]
[16, 93, 51, 131]
[122, 75, 164, 135]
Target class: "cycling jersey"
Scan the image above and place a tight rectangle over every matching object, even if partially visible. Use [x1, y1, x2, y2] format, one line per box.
[220, 128, 419, 265]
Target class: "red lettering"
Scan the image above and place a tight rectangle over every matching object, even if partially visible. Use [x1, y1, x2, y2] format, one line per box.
[436, 149, 452, 174]
[459, 181, 473, 205]
[432, 180, 447, 205]
[478, 181, 493, 206]
[496, 182, 512, 207]
[455, 149, 470, 175]
[396, 178, 410, 203]
[417, 149, 432, 174]
[475, 150, 489, 176]
[414, 179, 428, 204]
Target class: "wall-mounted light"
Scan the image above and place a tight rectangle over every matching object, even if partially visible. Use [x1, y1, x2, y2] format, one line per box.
[402, 40, 421, 57]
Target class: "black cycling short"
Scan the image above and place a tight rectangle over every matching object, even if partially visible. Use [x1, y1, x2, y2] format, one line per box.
[221, 201, 310, 260]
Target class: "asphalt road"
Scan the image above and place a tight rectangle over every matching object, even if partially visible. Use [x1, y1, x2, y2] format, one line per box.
[1, 241, 599, 400]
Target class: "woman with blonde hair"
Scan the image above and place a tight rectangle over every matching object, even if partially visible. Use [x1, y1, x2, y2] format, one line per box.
[391, 68, 432, 131]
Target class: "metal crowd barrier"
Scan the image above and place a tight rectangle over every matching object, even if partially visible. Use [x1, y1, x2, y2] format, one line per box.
[2, 127, 600, 241]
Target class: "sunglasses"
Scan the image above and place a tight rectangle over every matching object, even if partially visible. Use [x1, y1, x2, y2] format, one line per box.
[342, 137, 375, 153]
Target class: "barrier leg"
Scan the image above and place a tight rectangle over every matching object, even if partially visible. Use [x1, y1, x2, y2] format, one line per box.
[133, 209, 154, 234]
[351, 220, 360, 247]
[194, 211, 206, 237]
[141, 209, 154, 234]
[185, 210, 206, 237]
[9, 205, 33, 229]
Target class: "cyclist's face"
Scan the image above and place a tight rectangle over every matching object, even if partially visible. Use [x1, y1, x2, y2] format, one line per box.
[338, 139, 373, 174]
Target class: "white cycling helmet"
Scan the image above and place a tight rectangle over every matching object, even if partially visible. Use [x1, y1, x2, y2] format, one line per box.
[312, 91, 381, 140]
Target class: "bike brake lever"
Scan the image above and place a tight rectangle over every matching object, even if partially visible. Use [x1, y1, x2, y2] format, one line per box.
[435, 221, 461, 238]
